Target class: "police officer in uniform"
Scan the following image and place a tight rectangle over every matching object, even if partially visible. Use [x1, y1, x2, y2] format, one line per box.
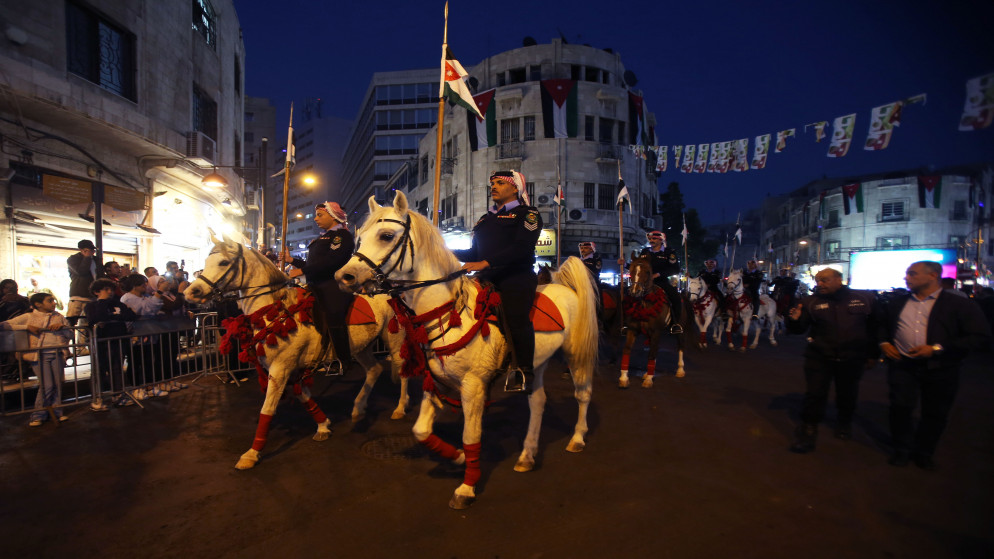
[770, 267, 801, 312]
[639, 231, 683, 334]
[742, 259, 765, 319]
[697, 258, 724, 313]
[283, 201, 354, 371]
[578, 241, 602, 280]
[452, 170, 542, 393]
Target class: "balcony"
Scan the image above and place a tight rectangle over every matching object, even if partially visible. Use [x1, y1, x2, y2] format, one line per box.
[595, 143, 623, 162]
[495, 141, 524, 160]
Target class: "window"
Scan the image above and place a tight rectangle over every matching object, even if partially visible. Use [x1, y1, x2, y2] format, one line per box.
[585, 116, 595, 141]
[66, 1, 136, 101]
[598, 183, 614, 210]
[953, 200, 968, 220]
[234, 56, 241, 94]
[244, 112, 255, 122]
[570, 65, 581, 81]
[496, 72, 507, 87]
[526, 182, 535, 205]
[825, 240, 840, 260]
[584, 183, 595, 209]
[599, 118, 614, 143]
[950, 235, 965, 247]
[500, 118, 520, 144]
[617, 122, 626, 145]
[585, 67, 599, 82]
[420, 155, 429, 184]
[192, 0, 217, 49]
[529, 65, 542, 81]
[876, 236, 909, 249]
[192, 86, 217, 140]
[827, 209, 840, 228]
[881, 200, 905, 221]
[523, 116, 536, 141]
[508, 67, 526, 84]
[234, 133, 241, 167]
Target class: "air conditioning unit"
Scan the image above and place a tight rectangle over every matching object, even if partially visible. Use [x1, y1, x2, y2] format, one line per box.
[185, 131, 216, 166]
[245, 189, 260, 211]
[568, 208, 588, 223]
[536, 194, 554, 207]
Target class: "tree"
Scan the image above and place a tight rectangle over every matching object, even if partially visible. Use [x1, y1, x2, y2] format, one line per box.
[658, 182, 719, 276]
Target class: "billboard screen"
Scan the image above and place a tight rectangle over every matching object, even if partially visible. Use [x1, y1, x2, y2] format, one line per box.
[849, 249, 957, 290]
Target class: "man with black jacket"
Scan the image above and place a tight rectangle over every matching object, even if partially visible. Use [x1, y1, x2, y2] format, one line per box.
[786, 267, 878, 453]
[66, 239, 105, 352]
[878, 261, 992, 470]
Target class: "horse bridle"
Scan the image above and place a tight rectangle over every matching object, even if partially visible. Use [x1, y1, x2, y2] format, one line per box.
[196, 243, 288, 302]
[352, 214, 416, 293]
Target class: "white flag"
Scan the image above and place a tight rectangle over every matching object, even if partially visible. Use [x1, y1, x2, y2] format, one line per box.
[681, 214, 689, 246]
[734, 226, 742, 244]
[617, 183, 630, 211]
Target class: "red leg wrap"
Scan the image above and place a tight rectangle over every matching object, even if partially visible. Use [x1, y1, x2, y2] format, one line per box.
[741, 335, 748, 348]
[251, 413, 273, 451]
[646, 359, 656, 377]
[303, 398, 327, 424]
[420, 433, 460, 461]
[620, 354, 630, 371]
[462, 442, 482, 487]
[699, 332, 706, 344]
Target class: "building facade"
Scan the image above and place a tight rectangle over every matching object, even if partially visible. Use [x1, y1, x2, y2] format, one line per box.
[396, 39, 660, 275]
[0, 0, 246, 296]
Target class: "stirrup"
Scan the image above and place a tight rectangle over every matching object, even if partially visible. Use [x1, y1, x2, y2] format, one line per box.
[503, 367, 528, 393]
[669, 324, 683, 335]
[318, 359, 345, 376]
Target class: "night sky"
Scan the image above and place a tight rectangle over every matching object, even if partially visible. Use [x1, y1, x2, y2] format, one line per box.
[236, 0, 994, 225]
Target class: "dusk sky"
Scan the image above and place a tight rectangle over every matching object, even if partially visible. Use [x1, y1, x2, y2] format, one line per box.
[237, 0, 994, 225]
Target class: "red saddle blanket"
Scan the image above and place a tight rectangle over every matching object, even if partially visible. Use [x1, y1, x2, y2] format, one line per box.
[602, 290, 617, 310]
[347, 297, 376, 325]
[486, 291, 565, 332]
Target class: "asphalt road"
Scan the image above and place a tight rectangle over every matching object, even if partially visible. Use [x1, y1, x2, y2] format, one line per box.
[1, 334, 992, 559]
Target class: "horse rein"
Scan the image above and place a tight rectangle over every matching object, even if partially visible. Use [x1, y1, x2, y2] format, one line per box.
[196, 243, 290, 302]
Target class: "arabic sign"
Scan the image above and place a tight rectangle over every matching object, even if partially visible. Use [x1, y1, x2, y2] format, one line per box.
[536, 228, 557, 257]
[42, 175, 91, 204]
[104, 185, 145, 212]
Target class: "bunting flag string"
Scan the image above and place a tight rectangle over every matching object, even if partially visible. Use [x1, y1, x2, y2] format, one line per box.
[827, 114, 856, 158]
[751, 134, 770, 169]
[804, 121, 828, 142]
[959, 72, 994, 131]
[680, 144, 695, 173]
[774, 129, 796, 153]
[693, 143, 709, 173]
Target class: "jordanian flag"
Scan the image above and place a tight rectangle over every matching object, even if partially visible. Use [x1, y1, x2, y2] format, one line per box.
[842, 183, 863, 215]
[468, 89, 497, 151]
[918, 176, 942, 208]
[629, 92, 650, 145]
[440, 47, 482, 119]
[540, 79, 578, 138]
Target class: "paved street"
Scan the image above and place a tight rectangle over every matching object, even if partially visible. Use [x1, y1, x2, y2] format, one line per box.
[1, 333, 992, 559]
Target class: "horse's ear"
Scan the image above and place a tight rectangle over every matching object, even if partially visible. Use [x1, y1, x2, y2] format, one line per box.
[393, 190, 409, 213]
[219, 234, 237, 256]
[630, 250, 637, 261]
[208, 227, 222, 246]
[367, 195, 381, 215]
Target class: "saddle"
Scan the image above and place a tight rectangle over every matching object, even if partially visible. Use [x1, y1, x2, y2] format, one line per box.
[484, 291, 565, 332]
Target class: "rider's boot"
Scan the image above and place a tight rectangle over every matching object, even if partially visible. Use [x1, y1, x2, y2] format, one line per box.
[328, 326, 352, 373]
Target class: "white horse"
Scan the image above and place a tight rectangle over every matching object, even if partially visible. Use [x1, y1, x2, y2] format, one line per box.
[687, 277, 722, 349]
[184, 234, 406, 470]
[335, 191, 599, 509]
[723, 269, 778, 351]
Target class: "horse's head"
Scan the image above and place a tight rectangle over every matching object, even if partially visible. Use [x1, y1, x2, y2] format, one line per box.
[184, 232, 284, 303]
[336, 191, 459, 294]
[724, 268, 743, 293]
[537, 264, 554, 285]
[628, 255, 654, 298]
[687, 277, 706, 301]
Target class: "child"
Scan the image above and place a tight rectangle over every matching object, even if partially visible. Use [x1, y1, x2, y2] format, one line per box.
[85, 278, 137, 411]
[1, 292, 72, 426]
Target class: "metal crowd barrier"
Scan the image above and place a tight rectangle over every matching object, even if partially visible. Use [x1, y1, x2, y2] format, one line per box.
[0, 312, 249, 417]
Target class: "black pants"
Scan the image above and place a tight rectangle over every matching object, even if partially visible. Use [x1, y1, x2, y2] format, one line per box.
[492, 270, 537, 370]
[888, 359, 960, 458]
[800, 357, 864, 426]
[312, 280, 353, 363]
[655, 280, 682, 325]
[748, 288, 761, 315]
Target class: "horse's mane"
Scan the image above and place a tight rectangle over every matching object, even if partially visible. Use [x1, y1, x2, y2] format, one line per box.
[230, 243, 289, 288]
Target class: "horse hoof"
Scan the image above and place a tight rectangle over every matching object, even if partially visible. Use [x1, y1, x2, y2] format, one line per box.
[737, 347, 746, 353]
[350, 412, 365, 424]
[618, 379, 629, 389]
[235, 457, 257, 470]
[566, 439, 586, 453]
[675, 370, 685, 378]
[313, 430, 330, 442]
[449, 494, 476, 510]
[641, 377, 653, 388]
[514, 458, 535, 472]
[390, 410, 406, 420]
[770, 341, 778, 347]
[749, 344, 758, 350]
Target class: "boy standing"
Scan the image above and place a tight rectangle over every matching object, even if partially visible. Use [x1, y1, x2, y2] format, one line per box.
[1, 293, 72, 425]
[85, 278, 137, 410]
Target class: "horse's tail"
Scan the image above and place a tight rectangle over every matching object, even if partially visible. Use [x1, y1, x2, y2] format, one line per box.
[555, 256, 599, 383]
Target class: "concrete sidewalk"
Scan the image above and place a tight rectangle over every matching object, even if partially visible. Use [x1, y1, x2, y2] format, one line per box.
[1, 335, 992, 558]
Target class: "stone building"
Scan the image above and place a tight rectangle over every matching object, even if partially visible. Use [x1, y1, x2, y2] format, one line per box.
[0, 0, 246, 296]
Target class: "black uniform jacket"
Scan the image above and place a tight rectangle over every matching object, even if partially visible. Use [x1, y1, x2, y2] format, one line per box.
[877, 289, 992, 369]
[786, 286, 878, 361]
[452, 203, 542, 281]
[292, 227, 355, 287]
[582, 253, 603, 277]
[639, 247, 680, 280]
[742, 269, 764, 292]
[698, 268, 722, 292]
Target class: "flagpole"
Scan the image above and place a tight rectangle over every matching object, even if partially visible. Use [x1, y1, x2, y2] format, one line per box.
[617, 160, 625, 312]
[722, 234, 729, 278]
[682, 213, 689, 291]
[431, 2, 449, 227]
[729, 212, 740, 271]
[556, 158, 562, 268]
[278, 103, 293, 270]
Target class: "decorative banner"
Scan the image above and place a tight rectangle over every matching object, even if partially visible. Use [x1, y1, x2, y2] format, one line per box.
[673, 145, 683, 168]
[732, 138, 750, 171]
[706, 142, 720, 172]
[774, 128, 795, 153]
[842, 182, 863, 215]
[805, 121, 828, 142]
[959, 72, 994, 131]
[693, 143, 709, 173]
[917, 176, 942, 208]
[655, 146, 667, 172]
[827, 114, 856, 158]
[719, 141, 733, 173]
[751, 134, 770, 169]
[865, 101, 903, 150]
[629, 144, 647, 159]
[468, 88, 497, 151]
[680, 144, 695, 173]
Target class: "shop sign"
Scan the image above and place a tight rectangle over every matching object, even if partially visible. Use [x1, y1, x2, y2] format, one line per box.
[104, 185, 145, 212]
[42, 174, 91, 204]
[536, 228, 556, 257]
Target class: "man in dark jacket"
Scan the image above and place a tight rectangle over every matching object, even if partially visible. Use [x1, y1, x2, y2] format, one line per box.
[742, 259, 765, 319]
[578, 242, 602, 280]
[878, 261, 992, 470]
[639, 231, 683, 334]
[786, 267, 878, 453]
[453, 170, 541, 393]
[85, 278, 138, 410]
[67, 239, 105, 352]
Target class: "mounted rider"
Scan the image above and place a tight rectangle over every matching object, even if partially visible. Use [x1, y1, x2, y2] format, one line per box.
[697, 258, 725, 313]
[742, 259, 765, 319]
[639, 231, 683, 334]
[578, 241, 602, 280]
[283, 201, 354, 371]
[452, 170, 542, 393]
[770, 267, 801, 313]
